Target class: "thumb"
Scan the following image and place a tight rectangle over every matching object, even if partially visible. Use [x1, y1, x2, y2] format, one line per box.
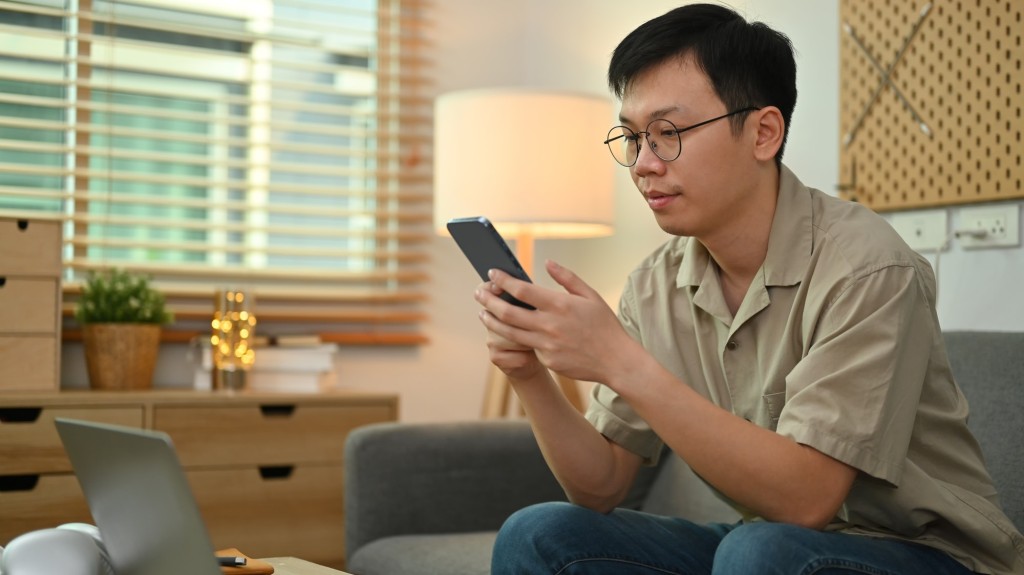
[546, 260, 601, 300]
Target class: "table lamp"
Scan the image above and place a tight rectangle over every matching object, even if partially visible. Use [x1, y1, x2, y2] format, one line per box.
[434, 88, 615, 417]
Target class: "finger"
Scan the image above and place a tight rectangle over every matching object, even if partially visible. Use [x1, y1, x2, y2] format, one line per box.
[475, 280, 526, 318]
[475, 283, 526, 325]
[478, 307, 543, 350]
[487, 269, 539, 309]
[545, 260, 602, 300]
[474, 300, 530, 351]
[475, 280, 503, 302]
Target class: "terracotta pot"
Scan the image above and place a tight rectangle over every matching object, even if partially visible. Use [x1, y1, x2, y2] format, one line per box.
[83, 323, 161, 390]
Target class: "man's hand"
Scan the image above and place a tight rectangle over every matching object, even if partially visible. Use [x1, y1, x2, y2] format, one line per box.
[473, 261, 645, 509]
[475, 260, 639, 385]
[474, 291, 545, 381]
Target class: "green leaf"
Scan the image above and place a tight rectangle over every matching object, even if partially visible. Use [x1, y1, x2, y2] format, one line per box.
[75, 268, 173, 325]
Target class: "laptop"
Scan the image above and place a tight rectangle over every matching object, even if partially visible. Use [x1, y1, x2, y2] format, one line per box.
[54, 418, 222, 575]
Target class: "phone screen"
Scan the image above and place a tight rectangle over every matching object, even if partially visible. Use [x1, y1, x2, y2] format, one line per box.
[447, 216, 534, 309]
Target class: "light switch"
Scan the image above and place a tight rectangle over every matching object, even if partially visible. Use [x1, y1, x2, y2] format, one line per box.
[889, 210, 948, 252]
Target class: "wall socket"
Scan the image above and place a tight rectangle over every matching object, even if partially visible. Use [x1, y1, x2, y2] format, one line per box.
[889, 210, 948, 252]
[956, 205, 1021, 249]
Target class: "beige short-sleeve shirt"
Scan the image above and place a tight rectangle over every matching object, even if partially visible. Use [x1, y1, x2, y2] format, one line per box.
[585, 166, 1024, 574]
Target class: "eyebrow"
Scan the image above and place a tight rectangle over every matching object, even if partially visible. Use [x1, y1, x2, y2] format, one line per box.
[618, 105, 683, 126]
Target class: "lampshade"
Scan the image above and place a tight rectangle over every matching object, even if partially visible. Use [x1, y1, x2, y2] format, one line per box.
[434, 88, 615, 240]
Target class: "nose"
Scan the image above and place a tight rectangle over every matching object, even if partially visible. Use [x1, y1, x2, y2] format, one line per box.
[631, 134, 666, 177]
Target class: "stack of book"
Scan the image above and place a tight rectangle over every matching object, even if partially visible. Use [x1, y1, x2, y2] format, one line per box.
[192, 335, 338, 393]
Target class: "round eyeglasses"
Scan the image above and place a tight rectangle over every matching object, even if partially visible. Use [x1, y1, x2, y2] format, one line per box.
[603, 107, 760, 167]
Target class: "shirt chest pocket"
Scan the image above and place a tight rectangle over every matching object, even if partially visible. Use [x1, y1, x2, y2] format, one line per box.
[762, 391, 787, 431]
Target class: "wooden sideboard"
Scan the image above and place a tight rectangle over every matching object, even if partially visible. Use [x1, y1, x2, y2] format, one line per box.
[0, 389, 398, 569]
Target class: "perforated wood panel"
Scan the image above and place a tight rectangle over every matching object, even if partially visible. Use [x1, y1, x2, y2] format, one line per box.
[838, 1, 1023, 211]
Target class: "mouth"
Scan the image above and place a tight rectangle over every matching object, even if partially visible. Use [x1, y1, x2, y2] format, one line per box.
[643, 191, 677, 211]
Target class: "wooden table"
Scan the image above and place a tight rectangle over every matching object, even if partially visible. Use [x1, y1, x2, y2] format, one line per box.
[264, 557, 352, 574]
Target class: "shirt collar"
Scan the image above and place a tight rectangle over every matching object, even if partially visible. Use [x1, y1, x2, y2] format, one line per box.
[762, 164, 813, 287]
[676, 164, 813, 289]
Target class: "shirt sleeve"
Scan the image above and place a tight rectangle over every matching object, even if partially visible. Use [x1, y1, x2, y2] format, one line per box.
[776, 262, 936, 486]
[583, 281, 665, 465]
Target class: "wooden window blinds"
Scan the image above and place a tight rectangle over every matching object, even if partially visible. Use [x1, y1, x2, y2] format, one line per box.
[0, 0, 432, 345]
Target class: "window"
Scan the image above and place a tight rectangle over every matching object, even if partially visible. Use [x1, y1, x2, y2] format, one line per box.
[0, 0, 431, 344]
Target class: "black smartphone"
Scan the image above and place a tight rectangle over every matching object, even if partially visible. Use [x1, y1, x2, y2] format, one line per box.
[447, 216, 535, 309]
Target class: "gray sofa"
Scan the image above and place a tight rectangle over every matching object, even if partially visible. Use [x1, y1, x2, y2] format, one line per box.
[343, 331, 1024, 575]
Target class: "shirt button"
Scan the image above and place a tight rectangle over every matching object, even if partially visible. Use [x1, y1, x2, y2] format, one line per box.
[726, 340, 739, 350]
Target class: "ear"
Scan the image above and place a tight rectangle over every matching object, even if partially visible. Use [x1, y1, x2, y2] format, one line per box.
[751, 106, 784, 162]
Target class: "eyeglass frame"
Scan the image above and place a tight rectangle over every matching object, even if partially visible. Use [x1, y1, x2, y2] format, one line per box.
[603, 106, 762, 167]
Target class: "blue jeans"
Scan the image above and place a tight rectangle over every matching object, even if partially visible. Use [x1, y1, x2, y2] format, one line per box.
[492, 502, 976, 574]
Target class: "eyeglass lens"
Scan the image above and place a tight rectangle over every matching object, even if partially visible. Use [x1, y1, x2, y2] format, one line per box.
[606, 119, 681, 167]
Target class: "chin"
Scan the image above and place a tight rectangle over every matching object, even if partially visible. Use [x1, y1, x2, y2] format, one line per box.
[652, 212, 694, 237]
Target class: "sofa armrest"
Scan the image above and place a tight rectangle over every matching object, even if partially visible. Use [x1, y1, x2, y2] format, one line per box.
[344, 420, 567, 559]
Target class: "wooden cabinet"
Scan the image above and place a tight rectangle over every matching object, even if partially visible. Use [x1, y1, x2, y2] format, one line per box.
[0, 390, 397, 569]
[0, 217, 62, 391]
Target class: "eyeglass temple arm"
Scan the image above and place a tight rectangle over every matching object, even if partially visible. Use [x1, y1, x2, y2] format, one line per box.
[671, 106, 761, 136]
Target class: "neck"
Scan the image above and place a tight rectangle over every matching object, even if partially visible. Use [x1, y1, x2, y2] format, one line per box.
[702, 167, 780, 289]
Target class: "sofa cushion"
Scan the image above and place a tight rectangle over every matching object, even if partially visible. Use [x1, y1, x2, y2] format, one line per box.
[640, 452, 740, 523]
[347, 531, 496, 575]
[344, 421, 566, 559]
[944, 331, 1024, 529]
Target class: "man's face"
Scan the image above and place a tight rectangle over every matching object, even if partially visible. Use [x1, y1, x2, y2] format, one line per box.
[617, 56, 759, 239]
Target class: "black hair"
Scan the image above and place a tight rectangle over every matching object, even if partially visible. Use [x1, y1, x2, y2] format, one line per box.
[608, 3, 797, 165]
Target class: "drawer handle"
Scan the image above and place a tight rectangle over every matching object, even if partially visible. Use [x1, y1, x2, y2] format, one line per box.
[17, 219, 29, 231]
[0, 475, 40, 492]
[0, 276, 5, 288]
[0, 407, 43, 423]
[258, 466, 294, 480]
[259, 404, 296, 418]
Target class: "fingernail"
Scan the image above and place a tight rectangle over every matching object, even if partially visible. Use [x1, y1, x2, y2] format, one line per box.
[488, 269, 496, 280]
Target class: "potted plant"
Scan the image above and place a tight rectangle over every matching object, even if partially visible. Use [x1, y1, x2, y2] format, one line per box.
[75, 268, 173, 390]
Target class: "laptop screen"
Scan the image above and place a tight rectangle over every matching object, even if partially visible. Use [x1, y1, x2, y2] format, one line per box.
[55, 418, 222, 575]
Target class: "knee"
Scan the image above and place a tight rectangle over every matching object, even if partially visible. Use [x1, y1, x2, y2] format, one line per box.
[492, 502, 598, 574]
[494, 501, 593, 555]
[713, 522, 807, 575]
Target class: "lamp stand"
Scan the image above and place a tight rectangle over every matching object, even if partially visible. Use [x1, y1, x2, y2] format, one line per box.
[480, 231, 585, 418]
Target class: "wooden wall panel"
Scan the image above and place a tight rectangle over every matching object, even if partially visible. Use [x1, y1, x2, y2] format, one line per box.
[838, 1, 1023, 211]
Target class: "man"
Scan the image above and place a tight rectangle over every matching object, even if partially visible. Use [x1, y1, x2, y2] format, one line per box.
[473, 4, 1023, 575]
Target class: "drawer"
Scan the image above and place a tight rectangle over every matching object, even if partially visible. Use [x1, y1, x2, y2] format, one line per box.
[0, 219, 61, 276]
[0, 336, 58, 392]
[0, 472, 93, 546]
[188, 464, 345, 567]
[153, 402, 394, 467]
[0, 406, 144, 474]
[0, 277, 59, 333]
